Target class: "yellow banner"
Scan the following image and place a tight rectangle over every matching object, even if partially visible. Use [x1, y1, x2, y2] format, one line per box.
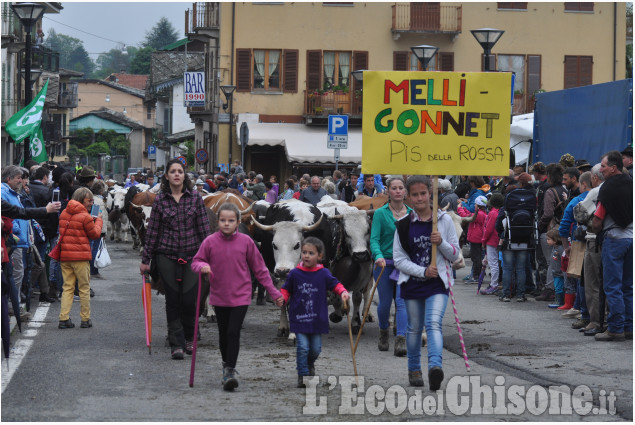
[362, 71, 511, 176]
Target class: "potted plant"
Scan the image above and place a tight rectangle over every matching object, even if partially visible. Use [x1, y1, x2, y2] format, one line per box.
[315, 106, 324, 115]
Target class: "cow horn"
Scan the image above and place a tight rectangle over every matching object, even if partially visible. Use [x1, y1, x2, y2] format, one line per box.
[130, 202, 142, 209]
[462, 209, 479, 224]
[302, 214, 323, 232]
[366, 209, 376, 217]
[239, 203, 254, 215]
[331, 214, 343, 220]
[251, 216, 273, 232]
[441, 204, 449, 212]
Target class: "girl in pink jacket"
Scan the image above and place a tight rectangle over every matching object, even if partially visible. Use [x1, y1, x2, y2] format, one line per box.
[457, 195, 487, 283]
[192, 203, 284, 391]
[480, 193, 505, 294]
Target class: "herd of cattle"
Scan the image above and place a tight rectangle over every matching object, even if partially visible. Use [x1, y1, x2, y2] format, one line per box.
[103, 183, 475, 341]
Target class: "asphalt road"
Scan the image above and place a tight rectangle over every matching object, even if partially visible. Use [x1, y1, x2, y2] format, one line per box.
[1, 242, 632, 421]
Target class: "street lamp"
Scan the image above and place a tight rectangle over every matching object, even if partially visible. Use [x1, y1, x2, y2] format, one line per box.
[410, 45, 439, 71]
[470, 28, 504, 72]
[219, 84, 236, 164]
[11, 2, 46, 164]
[351, 70, 365, 85]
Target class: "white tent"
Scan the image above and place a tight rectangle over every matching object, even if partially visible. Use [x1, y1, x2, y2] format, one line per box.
[510, 113, 534, 166]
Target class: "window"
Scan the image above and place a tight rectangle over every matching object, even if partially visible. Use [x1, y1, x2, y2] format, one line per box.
[146, 105, 152, 120]
[498, 55, 526, 92]
[323, 51, 350, 88]
[564, 56, 592, 88]
[253, 49, 281, 90]
[236, 49, 298, 93]
[565, 2, 594, 12]
[393, 51, 454, 71]
[497, 2, 527, 10]
[497, 54, 542, 110]
[306, 50, 368, 91]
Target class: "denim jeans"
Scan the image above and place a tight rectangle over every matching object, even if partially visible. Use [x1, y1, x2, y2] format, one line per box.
[404, 294, 448, 372]
[296, 332, 322, 376]
[374, 265, 407, 336]
[601, 237, 633, 333]
[90, 238, 100, 275]
[575, 281, 589, 320]
[502, 250, 528, 298]
[553, 276, 564, 294]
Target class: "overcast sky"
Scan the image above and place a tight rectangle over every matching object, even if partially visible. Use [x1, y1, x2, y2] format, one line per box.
[42, 1, 189, 57]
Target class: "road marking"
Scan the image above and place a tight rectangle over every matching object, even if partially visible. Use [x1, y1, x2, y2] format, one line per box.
[1, 303, 50, 394]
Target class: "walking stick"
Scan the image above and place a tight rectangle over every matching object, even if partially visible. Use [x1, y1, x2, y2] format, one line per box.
[343, 299, 359, 386]
[189, 273, 203, 388]
[352, 265, 385, 355]
[431, 176, 470, 371]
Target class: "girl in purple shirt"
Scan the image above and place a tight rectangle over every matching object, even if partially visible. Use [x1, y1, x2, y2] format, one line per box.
[192, 203, 284, 391]
[280, 237, 349, 388]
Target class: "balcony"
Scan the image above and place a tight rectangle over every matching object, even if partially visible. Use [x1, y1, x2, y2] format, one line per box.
[304, 90, 363, 125]
[392, 3, 462, 38]
[58, 82, 78, 108]
[185, 2, 219, 39]
[43, 121, 61, 142]
[19, 45, 59, 73]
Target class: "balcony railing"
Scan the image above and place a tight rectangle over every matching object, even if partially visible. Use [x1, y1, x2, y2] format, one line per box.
[19, 46, 59, 73]
[58, 82, 78, 108]
[43, 121, 61, 142]
[392, 4, 462, 34]
[185, 2, 219, 34]
[305, 90, 364, 117]
[1, 5, 21, 39]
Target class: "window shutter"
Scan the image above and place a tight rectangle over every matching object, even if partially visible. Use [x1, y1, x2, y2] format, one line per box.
[306, 50, 322, 91]
[236, 49, 251, 92]
[438, 52, 454, 71]
[565, 2, 594, 12]
[526, 55, 541, 110]
[481, 54, 497, 71]
[497, 2, 528, 10]
[579, 56, 593, 86]
[393, 51, 408, 71]
[283, 49, 298, 93]
[352, 51, 368, 92]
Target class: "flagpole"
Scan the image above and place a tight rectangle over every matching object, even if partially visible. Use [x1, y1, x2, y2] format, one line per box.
[23, 24, 33, 164]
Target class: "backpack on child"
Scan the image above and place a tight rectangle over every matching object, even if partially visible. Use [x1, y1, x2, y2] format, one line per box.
[502, 188, 537, 250]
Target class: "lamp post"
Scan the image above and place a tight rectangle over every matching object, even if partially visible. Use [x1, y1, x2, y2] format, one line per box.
[470, 28, 504, 72]
[11, 2, 46, 164]
[410, 45, 439, 71]
[219, 85, 236, 168]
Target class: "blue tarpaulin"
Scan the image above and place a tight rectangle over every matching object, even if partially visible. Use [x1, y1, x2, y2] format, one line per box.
[533, 79, 633, 165]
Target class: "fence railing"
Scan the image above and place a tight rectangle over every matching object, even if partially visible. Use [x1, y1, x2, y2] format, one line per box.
[185, 2, 219, 34]
[392, 4, 462, 33]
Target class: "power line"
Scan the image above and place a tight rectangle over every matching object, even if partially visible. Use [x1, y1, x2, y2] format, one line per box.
[43, 16, 127, 46]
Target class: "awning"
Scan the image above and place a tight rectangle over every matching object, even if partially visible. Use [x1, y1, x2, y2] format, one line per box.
[510, 113, 534, 166]
[236, 115, 361, 164]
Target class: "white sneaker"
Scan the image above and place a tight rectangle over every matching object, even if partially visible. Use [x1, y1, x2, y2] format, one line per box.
[561, 308, 580, 318]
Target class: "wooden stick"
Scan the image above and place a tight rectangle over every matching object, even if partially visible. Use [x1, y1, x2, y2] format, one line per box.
[344, 301, 359, 386]
[431, 176, 439, 264]
[353, 265, 385, 355]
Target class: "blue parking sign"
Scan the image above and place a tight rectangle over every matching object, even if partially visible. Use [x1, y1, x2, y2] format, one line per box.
[328, 115, 348, 136]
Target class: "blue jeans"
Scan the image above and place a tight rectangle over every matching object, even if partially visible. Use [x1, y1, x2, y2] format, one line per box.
[296, 333, 322, 376]
[404, 294, 448, 372]
[601, 237, 633, 333]
[374, 265, 407, 336]
[502, 250, 527, 298]
[90, 238, 100, 275]
[554, 276, 564, 294]
[575, 282, 589, 320]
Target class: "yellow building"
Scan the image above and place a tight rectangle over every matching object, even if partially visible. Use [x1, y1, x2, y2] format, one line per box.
[206, 2, 627, 179]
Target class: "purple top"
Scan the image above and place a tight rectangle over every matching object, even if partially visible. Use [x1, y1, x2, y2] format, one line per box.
[191, 231, 282, 307]
[282, 264, 341, 334]
[400, 220, 449, 300]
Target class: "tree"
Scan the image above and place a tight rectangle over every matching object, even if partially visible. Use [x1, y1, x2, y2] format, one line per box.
[45, 29, 95, 76]
[627, 3, 633, 78]
[94, 48, 131, 79]
[129, 46, 154, 75]
[142, 17, 179, 50]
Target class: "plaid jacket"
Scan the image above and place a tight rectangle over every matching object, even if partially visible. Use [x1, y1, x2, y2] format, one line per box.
[142, 188, 211, 264]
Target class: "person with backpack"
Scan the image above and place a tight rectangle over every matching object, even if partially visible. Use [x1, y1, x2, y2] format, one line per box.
[480, 193, 504, 295]
[495, 178, 537, 302]
[457, 195, 487, 284]
[535, 163, 568, 302]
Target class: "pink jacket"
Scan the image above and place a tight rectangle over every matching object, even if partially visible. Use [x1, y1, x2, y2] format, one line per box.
[481, 208, 500, 247]
[457, 206, 486, 244]
[191, 231, 282, 307]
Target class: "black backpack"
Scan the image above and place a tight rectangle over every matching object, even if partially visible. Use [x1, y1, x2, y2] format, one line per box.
[503, 188, 537, 250]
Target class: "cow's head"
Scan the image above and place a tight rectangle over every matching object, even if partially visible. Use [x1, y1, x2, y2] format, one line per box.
[131, 202, 153, 228]
[252, 215, 323, 279]
[334, 210, 371, 263]
[112, 189, 127, 210]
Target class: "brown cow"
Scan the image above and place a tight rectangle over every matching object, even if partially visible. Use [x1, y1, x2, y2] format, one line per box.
[128, 189, 157, 253]
[348, 193, 389, 211]
[203, 189, 257, 234]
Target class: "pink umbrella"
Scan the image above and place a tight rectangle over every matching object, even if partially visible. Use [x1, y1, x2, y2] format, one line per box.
[189, 273, 204, 387]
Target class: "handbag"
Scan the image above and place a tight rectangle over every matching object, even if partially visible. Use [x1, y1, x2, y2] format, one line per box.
[94, 238, 112, 269]
[566, 240, 586, 278]
[48, 221, 70, 261]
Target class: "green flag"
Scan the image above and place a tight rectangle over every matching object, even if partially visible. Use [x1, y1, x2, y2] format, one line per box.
[30, 126, 48, 163]
[5, 79, 49, 144]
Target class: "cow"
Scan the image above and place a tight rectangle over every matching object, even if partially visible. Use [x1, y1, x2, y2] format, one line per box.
[316, 198, 375, 334]
[128, 189, 157, 254]
[442, 204, 478, 270]
[251, 199, 328, 339]
[109, 187, 130, 243]
[202, 189, 256, 234]
[348, 193, 389, 211]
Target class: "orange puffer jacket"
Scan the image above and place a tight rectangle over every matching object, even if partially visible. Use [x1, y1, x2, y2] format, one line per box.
[58, 200, 103, 262]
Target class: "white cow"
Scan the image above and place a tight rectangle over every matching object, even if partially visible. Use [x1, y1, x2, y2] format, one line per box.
[109, 187, 130, 242]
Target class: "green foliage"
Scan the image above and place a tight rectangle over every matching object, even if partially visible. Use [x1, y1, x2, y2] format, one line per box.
[627, 43, 633, 79]
[143, 17, 179, 50]
[184, 139, 195, 169]
[84, 141, 110, 157]
[129, 46, 154, 75]
[45, 29, 95, 76]
[94, 48, 130, 78]
[69, 128, 130, 159]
